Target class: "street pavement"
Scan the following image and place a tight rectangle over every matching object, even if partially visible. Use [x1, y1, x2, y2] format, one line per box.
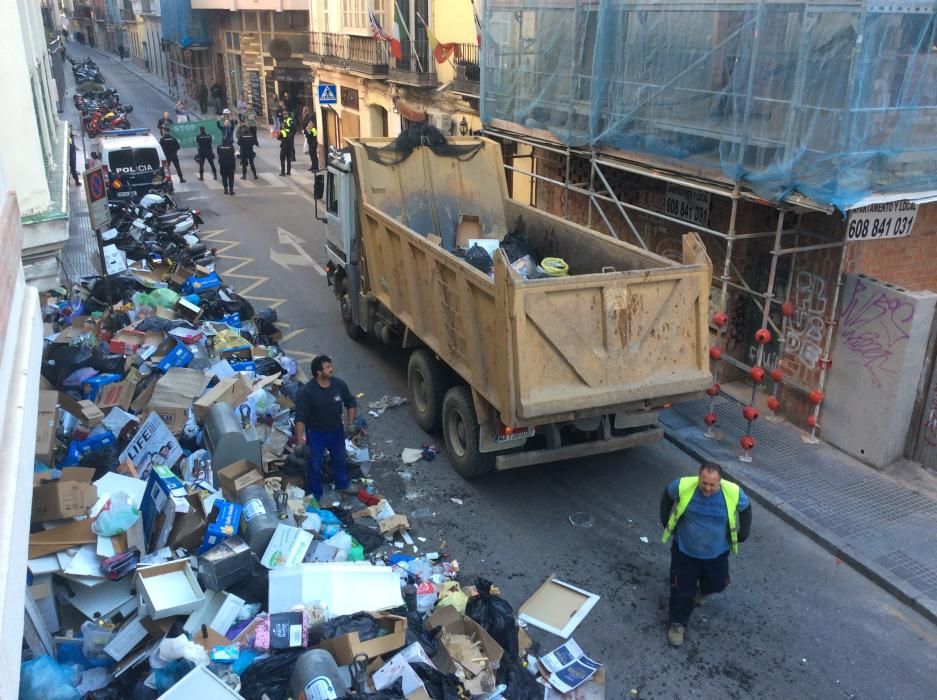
[62, 43, 937, 699]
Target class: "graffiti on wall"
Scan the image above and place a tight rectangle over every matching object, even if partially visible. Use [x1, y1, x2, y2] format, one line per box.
[838, 277, 915, 389]
[784, 270, 828, 374]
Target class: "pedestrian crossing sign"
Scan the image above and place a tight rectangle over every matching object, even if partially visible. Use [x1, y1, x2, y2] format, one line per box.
[317, 84, 337, 105]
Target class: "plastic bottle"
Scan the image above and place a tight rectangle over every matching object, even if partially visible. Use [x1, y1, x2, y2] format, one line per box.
[290, 649, 348, 700]
[403, 581, 418, 613]
[238, 484, 279, 554]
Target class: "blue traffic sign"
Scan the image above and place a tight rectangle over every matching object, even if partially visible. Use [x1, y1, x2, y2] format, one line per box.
[317, 83, 337, 105]
[87, 169, 106, 201]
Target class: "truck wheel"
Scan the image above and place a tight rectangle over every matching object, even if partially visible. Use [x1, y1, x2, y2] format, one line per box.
[340, 277, 365, 341]
[442, 385, 495, 479]
[408, 349, 448, 433]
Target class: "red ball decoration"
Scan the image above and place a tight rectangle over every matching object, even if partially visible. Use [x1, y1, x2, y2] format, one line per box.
[767, 396, 780, 411]
[704, 412, 718, 427]
[750, 367, 765, 382]
[769, 368, 783, 383]
[740, 435, 756, 450]
[754, 328, 772, 345]
[808, 389, 825, 405]
[742, 405, 760, 422]
[709, 346, 723, 361]
[807, 415, 817, 428]
[712, 312, 729, 328]
[706, 383, 721, 397]
[781, 302, 795, 317]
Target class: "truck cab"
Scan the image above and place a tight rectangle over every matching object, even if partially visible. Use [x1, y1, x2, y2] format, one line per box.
[323, 148, 365, 338]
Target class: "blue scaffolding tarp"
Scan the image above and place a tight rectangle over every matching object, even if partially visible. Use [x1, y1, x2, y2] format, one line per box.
[160, 0, 210, 48]
[481, 1, 937, 211]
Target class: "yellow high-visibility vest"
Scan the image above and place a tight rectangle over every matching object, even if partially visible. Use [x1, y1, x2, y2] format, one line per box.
[661, 476, 741, 554]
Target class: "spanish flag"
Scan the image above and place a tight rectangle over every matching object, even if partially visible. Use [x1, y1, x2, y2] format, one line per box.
[426, 25, 461, 64]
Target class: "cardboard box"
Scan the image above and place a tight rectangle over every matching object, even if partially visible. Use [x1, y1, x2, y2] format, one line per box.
[58, 393, 105, 427]
[154, 306, 176, 321]
[159, 665, 245, 698]
[456, 214, 483, 247]
[426, 606, 504, 696]
[147, 368, 209, 435]
[82, 373, 123, 401]
[96, 367, 143, 410]
[156, 342, 194, 372]
[200, 499, 242, 554]
[32, 467, 97, 522]
[136, 559, 206, 619]
[28, 518, 96, 559]
[35, 390, 58, 466]
[168, 493, 209, 551]
[174, 297, 203, 323]
[141, 466, 191, 551]
[217, 459, 263, 501]
[317, 612, 408, 666]
[112, 329, 145, 354]
[194, 376, 253, 423]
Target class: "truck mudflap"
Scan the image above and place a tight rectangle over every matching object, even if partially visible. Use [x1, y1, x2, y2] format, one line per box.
[493, 426, 663, 471]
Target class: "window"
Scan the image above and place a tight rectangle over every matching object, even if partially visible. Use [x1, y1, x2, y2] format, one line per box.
[242, 12, 258, 32]
[326, 172, 338, 214]
[107, 148, 161, 173]
[342, 0, 367, 30]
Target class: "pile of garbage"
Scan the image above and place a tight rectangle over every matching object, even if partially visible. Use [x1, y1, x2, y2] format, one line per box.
[453, 218, 570, 281]
[23, 242, 604, 697]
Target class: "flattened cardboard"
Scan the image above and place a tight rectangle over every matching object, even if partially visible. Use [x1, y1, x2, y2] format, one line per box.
[260, 525, 313, 569]
[317, 612, 407, 665]
[518, 575, 600, 638]
[194, 376, 253, 422]
[96, 367, 142, 410]
[456, 214, 483, 247]
[148, 368, 209, 435]
[35, 390, 58, 466]
[426, 606, 504, 696]
[217, 459, 264, 500]
[57, 393, 104, 427]
[29, 518, 96, 558]
[32, 467, 97, 522]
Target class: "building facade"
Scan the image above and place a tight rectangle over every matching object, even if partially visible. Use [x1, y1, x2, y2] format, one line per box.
[2, 0, 71, 290]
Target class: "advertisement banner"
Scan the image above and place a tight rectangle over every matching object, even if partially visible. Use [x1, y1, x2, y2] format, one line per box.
[168, 118, 222, 149]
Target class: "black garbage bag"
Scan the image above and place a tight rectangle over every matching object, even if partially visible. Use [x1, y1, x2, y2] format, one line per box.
[238, 649, 303, 700]
[312, 612, 380, 646]
[411, 662, 466, 700]
[465, 578, 519, 658]
[499, 218, 535, 263]
[497, 655, 542, 700]
[465, 244, 493, 274]
[42, 343, 93, 387]
[346, 523, 384, 554]
[255, 308, 279, 338]
[79, 444, 122, 480]
[404, 610, 439, 657]
[91, 347, 126, 374]
[281, 445, 308, 477]
[254, 356, 283, 376]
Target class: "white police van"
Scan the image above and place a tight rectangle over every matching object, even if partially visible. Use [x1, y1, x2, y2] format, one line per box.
[91, 128, 173, 201]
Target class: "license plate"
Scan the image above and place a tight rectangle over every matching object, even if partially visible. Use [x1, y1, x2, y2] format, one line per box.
[496, 428, 535, 443]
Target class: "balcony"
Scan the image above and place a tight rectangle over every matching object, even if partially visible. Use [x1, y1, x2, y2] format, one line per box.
[120, 8, 135, 22]
[308, 33, 388, 78]
[452, 43, 479, 96]
[262, 32, 309, 60]
[388, 38, 436, 87]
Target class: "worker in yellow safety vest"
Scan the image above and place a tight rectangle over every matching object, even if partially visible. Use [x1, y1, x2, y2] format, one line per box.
[660, 461, 752, 647]
[302, 106, 319, 172]
[278, 113, 295, 176]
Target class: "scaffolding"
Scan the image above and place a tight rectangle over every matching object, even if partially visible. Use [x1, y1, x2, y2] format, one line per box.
[479, 1, 937, 443]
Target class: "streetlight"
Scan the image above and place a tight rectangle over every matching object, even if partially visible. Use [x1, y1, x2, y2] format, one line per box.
[459, 116, 469, 136]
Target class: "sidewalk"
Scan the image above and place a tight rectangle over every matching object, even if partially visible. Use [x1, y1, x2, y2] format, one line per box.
[661, 395, 937, 624]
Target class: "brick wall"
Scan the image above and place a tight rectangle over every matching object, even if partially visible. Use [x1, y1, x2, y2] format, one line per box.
[847, 203, 937, 293]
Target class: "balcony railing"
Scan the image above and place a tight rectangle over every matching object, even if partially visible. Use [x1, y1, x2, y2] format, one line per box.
[120, 8, 135, 21]
[388, 38, 436, 87]
[453, 42, 479, 95]
[308, 33, 389, 77]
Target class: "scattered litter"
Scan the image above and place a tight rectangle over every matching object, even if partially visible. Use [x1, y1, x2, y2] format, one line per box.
[519, 575, 601, 638]
[569, 512, 595, 528]
[401, 448, 424, 464]
[450, 497, 463, 505]
[540, 639, 602, 693]
[639, 536, 649, 544]
[367, 395, 408, 414]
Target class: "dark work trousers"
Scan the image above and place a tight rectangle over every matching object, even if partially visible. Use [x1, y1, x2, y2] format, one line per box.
[305, 428, 350, 500]
[167, 155, 184, 181]
[249, 126, 258, 145]
[307, 137, 319, 170]
[669, 544, 730, 626]
[279, 144, 292, 174]
[241, 155, 257, 179]
[220, 167, 235, 193]
[198, 154, 217, 179]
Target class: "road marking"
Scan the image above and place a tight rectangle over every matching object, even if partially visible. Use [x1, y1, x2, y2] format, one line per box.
[204, 178, 224, 191]
[270, 226, 326, 275]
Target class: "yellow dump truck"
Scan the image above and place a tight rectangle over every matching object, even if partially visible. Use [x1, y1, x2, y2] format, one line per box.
[322, 136, 712, 478]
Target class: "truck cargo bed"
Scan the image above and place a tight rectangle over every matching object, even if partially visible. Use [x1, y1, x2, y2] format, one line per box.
[349, 137, 712, 426]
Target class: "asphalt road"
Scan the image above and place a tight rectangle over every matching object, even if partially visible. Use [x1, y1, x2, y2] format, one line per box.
[65, 44, 937, 700]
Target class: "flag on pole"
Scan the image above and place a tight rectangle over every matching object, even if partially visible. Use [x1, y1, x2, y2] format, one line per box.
[472, 0, 482, 47]
[369, 9, 391, 42]
[390, 2, 405, 60]
[425, 25, 462, 64]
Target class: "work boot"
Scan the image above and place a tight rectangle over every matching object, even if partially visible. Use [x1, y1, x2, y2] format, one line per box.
[667, 623, 685, 647]
[199, 175, 204, 181]
[694, 590, 706, 608]
[223, 187, 229, 194]
[254, 174, 258, 180]
[229, 190, 235, 196]
[241, 174, 246, 180]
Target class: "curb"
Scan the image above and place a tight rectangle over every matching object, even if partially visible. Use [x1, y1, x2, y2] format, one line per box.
[662, 427, 937, 627]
